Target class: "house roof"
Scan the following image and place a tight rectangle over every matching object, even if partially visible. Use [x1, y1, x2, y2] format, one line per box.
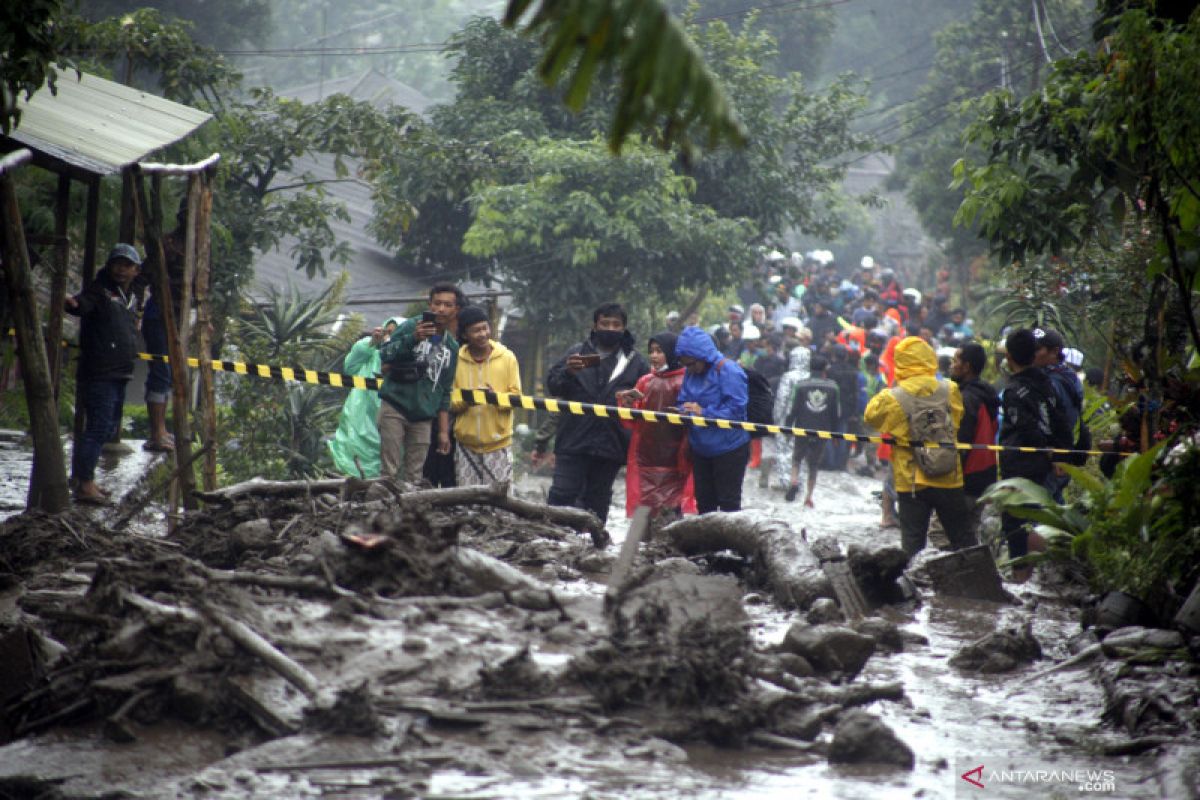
[248, 72, 458, 321]
[2, 71, 212, 178]
[281, 69, 433, 117]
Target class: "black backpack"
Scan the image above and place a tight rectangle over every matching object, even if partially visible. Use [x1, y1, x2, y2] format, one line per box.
[717, 360, 775, 437]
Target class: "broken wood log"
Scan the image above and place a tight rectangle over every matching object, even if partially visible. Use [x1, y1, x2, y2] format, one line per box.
[203, 566, 354, 598]
[112, 442, 213, 530]
[921, 545, 1016, 604]
[749, 731, 818, 751]
[194, 477, 358, 503]
[452, 547, 546, 595]
[400, 483, 608, 547]
[663, 511, 833, 609]
[201, 605, 321, 699]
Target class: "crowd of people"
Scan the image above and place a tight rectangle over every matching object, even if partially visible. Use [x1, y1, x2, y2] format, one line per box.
[68, 244, 1093, 579]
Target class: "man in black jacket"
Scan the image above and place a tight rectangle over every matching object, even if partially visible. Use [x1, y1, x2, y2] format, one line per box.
[998, 328, 1071, 580]
[951, 342, 1000, 535]
[65, 244, 142, 504]
[546, 303, 649, 524]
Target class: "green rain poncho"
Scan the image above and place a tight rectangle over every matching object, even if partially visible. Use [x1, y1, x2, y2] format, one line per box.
[329, 317, 403, 477]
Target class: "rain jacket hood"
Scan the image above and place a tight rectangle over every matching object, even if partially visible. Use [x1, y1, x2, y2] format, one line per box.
[787, 346, 811, 373]
[675, 326, 723, 365]
[864, 336, 964, 492]
[648, 331, 681, 371]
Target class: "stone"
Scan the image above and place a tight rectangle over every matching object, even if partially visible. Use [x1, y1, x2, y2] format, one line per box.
[780, 624, 876, 681]
[1101, 627, 1186, 659]
[777, 652, 815, 679]
[807, 598, 845, 625]
[852, 618, 905, 653]
[949, 619, 1041, 673]
[231, 518, 274, 551]
[847, 542, 909, 585]
[612, 573, 748, 641]
[828, 710, 914, 769]
[773, 707, 823, 741]
[921, 545, 1016, 604]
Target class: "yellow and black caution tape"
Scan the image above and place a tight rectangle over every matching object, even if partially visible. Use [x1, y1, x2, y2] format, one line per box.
[131, 351, 1110, 458]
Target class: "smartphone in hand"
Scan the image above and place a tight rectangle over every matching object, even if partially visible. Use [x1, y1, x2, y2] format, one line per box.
[421, 311, 437, 324]
[577, 353, 602, 366]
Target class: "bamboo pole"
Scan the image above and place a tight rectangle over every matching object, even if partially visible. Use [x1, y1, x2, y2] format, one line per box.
[73, 176, 101, 477]
[131, 167, 196, 520]
[0, 161, 70, 512]
[46, 174, 70, 395]
[193, 171, 218, 491]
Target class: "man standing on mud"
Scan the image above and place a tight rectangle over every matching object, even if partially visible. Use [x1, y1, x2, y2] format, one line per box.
[377, 284, 463, 484]
[65, 244, 142, 504]
[546, 303, 648, 524]
[450, 306, 522, 487]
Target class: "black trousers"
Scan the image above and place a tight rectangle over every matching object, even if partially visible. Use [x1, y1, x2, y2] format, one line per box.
[547, 453, 623, 524]
[896, 486, 977, 557]
[692, 442, 750, 514]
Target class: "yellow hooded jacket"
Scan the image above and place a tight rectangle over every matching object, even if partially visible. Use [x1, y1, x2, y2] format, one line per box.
[451, 339, 522, 453]
[864, 336, 964, 492]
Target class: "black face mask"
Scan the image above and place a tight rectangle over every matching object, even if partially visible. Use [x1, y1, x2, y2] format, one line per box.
[592, 329, 623, 349]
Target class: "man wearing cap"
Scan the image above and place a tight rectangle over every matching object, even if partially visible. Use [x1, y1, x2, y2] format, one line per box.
[65, 244, 143, 504]
[450, 306, 522, 487]
[1035, 328, 1084, 501]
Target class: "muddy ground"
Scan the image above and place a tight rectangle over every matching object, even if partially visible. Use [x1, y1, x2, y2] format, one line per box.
[1, 444, 1198, 799]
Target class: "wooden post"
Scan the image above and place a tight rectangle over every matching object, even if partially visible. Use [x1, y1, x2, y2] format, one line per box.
[0, 152, 70, 512]
[118, 168, 136, 244]
[73, 177, 101, 477]
[46, 174, 70, 394]
[131, 167, 195, 519]
[193, 171, 218, 491]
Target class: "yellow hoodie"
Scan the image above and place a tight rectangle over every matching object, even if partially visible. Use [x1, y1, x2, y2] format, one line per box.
[451, 340, 522, 452]
[864, 336, 964, 492]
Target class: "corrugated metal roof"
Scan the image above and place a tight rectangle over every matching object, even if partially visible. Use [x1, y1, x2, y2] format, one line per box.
[6, 71, 211, 176]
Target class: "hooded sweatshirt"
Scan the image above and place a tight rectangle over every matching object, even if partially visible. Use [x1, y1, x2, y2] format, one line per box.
[864, 336, 964, 492]
[451, 339, 522, 452]
[675, 326, 750, 458]
[68, 266, 140, 382]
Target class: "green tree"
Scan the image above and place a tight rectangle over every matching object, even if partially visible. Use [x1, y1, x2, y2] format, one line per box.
[886, 0, 1091, 261]
[954, 7, 1200, 356]
[673, 0, 837, 78]
[461, 137, 755, 333]
[77, 0, 271, 50]
[0, 0, 73, 134]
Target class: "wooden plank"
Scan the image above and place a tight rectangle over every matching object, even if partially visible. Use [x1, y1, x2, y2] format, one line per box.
[606, 505, 650, 600]
[821, 559, 870, 621]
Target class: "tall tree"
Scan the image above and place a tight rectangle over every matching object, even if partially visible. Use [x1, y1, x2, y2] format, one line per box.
[885, 0, 1091, 261]
[461, 137, 755, 333]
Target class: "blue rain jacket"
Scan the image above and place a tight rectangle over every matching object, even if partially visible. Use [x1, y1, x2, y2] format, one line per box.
[675, 326, 751, 458]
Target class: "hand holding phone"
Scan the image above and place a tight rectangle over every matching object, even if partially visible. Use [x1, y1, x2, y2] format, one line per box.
[416, 311, 438, 341]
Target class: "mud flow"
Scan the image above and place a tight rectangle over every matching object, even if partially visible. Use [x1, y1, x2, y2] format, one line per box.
[1, 447, 1197, 799]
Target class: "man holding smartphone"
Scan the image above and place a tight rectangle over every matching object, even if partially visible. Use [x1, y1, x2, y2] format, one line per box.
[545, 303, 649, 525]
[377, 283, 464, 484]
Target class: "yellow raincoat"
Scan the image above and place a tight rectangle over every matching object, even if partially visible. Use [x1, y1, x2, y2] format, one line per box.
[450, 340, 522, 452]
[864, 336, 964, 492]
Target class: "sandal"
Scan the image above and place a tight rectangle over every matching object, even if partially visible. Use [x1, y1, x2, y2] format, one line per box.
[75, 492, 112, 506]
[143, 439, 175, 452]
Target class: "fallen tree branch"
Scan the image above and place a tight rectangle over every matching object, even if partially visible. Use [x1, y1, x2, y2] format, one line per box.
[203, 566, 354, 598]
[194, 477, 367, 503]
[401, 483, 608, 547]
[201, 605, 321, 699]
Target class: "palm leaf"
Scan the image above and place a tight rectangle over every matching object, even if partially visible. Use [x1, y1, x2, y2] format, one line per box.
[504, 0, 745, 154]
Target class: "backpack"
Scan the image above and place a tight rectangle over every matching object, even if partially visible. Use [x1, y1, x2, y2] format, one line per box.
[892, 382, 958, 478]
[717, 360, 775, 437]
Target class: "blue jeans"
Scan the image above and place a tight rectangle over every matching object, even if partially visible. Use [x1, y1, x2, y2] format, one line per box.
[75, 379, 127, 482]
[143, 305, 171, 403]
